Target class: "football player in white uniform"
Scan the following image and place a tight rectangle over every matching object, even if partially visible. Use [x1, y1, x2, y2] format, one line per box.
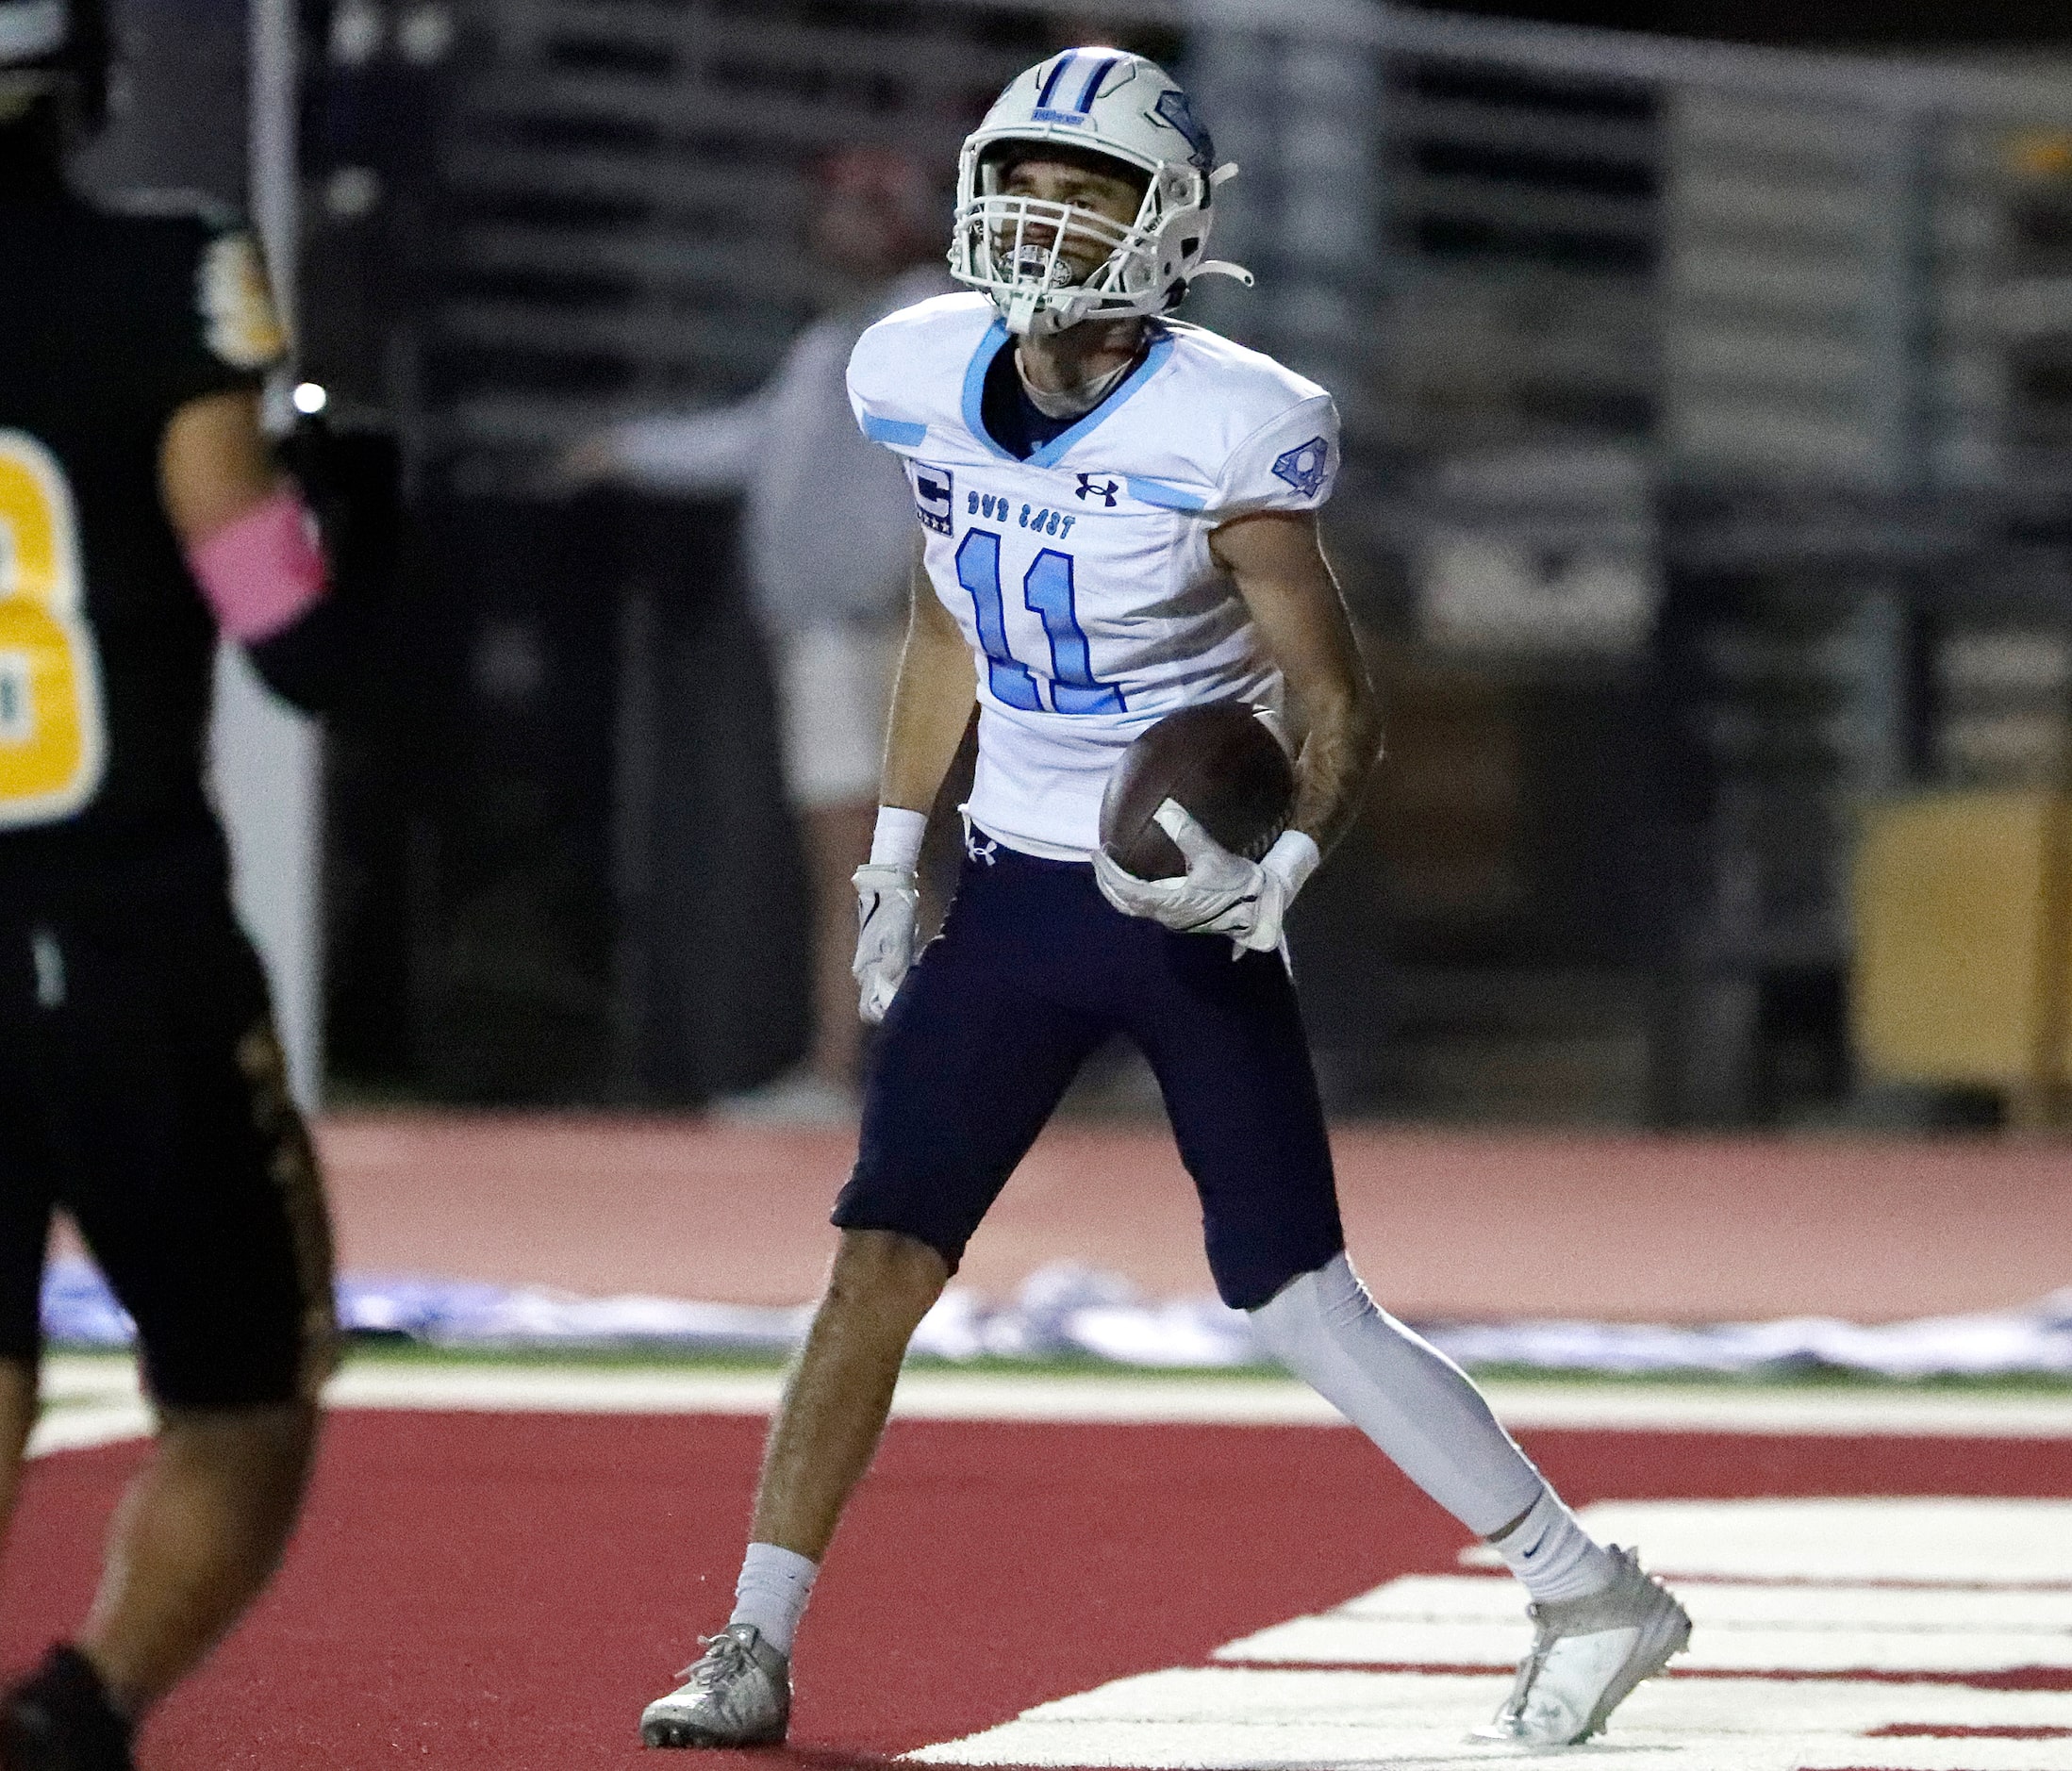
[640, 49, 1687, 1753]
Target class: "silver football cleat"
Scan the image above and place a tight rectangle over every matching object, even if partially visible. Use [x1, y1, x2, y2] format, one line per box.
[640, 1623, 791, 1749]
[1474, 1545, 1691, 1746]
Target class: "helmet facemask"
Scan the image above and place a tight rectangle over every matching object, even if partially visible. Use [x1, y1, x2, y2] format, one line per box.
[949, 47, 1251, 339]
[955, 143, 1219, 338]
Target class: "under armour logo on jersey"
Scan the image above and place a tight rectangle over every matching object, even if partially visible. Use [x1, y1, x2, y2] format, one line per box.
[1271, 437, 1330, 498]
[1075, 474, 1120, 506]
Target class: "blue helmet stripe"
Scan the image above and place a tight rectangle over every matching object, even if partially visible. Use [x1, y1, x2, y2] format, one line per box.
[1034, 53, 1073, 111]
[1071, 55, 1117, 113]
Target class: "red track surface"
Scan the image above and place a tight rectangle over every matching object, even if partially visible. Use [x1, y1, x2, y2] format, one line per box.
[311, 1113, 2072, 1323]
[3, 1413, 2066, 1769]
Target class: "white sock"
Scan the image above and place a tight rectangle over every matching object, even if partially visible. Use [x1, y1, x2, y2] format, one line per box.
[1249, 1253, 1549, 1536]
[1488, 1487, 1617, 1604]
[728, 1542, 818, 1657]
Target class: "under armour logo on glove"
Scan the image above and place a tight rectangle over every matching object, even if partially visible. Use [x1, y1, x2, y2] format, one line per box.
[1075, 474, 1120, 506]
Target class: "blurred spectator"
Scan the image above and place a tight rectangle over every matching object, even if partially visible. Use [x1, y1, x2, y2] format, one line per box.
[560, 147, 950, 1120]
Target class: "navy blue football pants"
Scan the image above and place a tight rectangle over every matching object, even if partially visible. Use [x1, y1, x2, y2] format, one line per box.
[831, 839, 1346, 1310]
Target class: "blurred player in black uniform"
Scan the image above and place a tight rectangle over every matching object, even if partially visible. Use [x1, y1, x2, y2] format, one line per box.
[0, 4, 356, 1765]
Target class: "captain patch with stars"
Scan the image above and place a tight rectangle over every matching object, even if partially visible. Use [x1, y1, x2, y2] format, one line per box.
[910, 461, 954, 534]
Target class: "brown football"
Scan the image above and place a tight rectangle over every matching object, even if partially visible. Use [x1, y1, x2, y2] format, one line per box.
[1099, 703, 1296, 881]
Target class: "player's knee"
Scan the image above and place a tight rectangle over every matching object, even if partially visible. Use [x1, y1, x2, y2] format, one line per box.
[157, 1400, 321, 1492]
[825, 1228, 952, 1316]
[157, 1398, 318, 1447]
[1247, 1251, 1371, 1365]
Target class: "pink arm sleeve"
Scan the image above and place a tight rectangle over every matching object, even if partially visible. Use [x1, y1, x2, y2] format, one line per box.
[183, 488, 329, 641]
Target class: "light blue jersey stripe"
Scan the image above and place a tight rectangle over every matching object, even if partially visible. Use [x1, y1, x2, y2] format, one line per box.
[860, 412, 927, 448]
[1125, 475, 1206, 510]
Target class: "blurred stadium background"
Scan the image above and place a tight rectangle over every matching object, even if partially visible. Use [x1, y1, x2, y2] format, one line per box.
[59, 0, 2072, 1326]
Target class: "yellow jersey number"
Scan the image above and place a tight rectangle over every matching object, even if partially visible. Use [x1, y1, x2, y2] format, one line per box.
[0, 429, 107, 827]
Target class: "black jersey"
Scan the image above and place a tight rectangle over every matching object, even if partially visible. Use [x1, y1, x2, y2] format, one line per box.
[0, 183, 286, 881]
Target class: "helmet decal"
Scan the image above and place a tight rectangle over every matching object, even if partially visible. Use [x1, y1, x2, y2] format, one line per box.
[1152, 89, 1214, 172]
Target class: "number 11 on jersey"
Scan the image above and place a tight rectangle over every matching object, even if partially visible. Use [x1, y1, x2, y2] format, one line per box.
[953, 528, 1124, 716]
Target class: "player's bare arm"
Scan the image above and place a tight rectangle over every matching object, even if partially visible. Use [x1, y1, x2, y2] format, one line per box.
[1209, 508, 1383, 861]
[162, 387, 355, 715]
[878, 545, 977, 816]
[850, 547, 976, 1024]
[159, 388, 277, 542]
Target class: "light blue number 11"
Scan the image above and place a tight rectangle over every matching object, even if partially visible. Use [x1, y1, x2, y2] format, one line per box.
[953, 529, 1124, 716]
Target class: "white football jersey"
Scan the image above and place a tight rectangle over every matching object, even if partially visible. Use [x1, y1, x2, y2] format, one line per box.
[847, 292, 1338, 861]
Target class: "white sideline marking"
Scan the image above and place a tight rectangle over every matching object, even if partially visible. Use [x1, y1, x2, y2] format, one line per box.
[1218, 1614, 2072, 1674]
[317, 1364, 2072, 1436]
[30, 1356, 2072, 1441]
[1337, 1574, 2072, 1632]
[909, 1499, 2072, 1770]
[1461, 1498, 2072, 1584]
[905, 1669, 2072, 1769]
[27, 1403, 154, 1457]
[30, 1358, 151, 1456]
[1224, 1550, 2072, 1674]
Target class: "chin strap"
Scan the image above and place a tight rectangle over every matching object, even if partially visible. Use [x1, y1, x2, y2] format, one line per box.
[1194, 163, 1252, 288]
[1003, 285, 1045, 335]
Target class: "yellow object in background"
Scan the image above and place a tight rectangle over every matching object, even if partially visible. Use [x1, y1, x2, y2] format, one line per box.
[2006, 130, 2072, 180]
[1853, 791, 2072, 1090]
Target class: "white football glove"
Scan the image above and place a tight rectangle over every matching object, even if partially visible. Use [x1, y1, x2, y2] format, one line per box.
[852, 862, 920, 1024]
[1092, 801, 1319, 953]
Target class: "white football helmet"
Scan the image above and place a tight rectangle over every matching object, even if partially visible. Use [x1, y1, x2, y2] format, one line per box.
[950, 47, 1252, 338]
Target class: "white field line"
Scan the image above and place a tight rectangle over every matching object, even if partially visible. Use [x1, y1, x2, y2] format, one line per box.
[31, 1358, 151, 1456]
[324, 1365, 2072, 1438]
[910, 1507, 2072, 1771]
[29, 1356, 2072, 1438]
[903, 1668, 2072, 1771]
[1218, 1614, 2072, 1673]
[27, 1403, 155, 1457]
[1339, 1573, 2072, 1630]
[1463, 1498, 2072, 1583]
[1223, 1552, 2072, 1674]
